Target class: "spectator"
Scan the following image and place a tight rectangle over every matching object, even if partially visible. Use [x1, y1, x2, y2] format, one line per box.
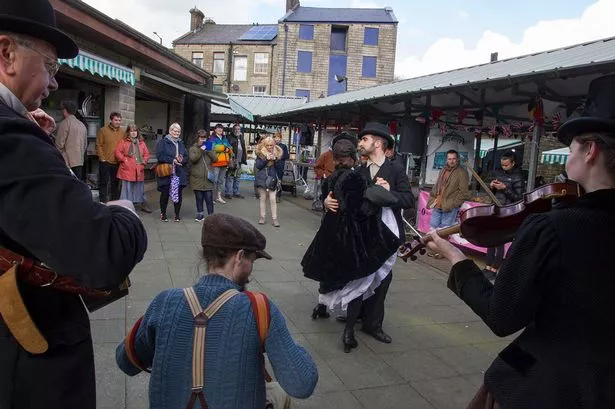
[115, 124, 152, 213]
[189, 129, 217, 221]
[55, 100, 87, 180]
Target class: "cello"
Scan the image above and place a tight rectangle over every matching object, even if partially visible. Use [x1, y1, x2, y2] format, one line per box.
[398, 181, 582, 262]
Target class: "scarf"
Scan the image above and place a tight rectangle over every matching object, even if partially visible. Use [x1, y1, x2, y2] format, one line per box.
[165, 134, 180, 158]
[129, 137, 144, 164]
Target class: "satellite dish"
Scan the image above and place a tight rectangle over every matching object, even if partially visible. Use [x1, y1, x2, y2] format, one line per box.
[334, 74, 345, 83]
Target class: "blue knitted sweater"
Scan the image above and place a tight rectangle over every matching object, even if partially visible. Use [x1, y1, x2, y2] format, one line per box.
[116, 275, 318, 408]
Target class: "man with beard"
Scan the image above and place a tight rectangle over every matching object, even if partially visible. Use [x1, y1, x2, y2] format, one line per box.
[324, 122, 414, 344]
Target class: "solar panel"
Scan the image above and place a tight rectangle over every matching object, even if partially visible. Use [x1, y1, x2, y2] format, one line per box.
[239, 26, 278, 41]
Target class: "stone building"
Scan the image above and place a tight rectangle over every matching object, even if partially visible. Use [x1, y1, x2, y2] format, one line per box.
[173, 0, 398, 99]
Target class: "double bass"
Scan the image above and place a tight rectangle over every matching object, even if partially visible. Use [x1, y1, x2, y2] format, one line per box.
[398, 181, 582, 262]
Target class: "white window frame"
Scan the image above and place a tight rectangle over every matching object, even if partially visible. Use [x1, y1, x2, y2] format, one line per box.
[233, 56, 248, 82]
[253, 85, 267, 96]
[213, 52, 225, 74]
[191, 52, 203, 68]
[253, 53, 269, 74]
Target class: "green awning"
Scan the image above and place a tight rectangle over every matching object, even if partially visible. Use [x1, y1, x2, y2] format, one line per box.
[228, 98, 254, 122]
[58, 51, 135, 86]
[540, 147, 569, 165]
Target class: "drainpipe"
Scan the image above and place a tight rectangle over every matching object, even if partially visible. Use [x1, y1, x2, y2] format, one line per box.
[269, 44, 275, 95]
[282, 24, 288, 96]
[227, 42, 233, 93]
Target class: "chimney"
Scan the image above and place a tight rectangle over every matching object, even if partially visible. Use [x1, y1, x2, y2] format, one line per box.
[189, 7, 205, 31]
[490, 52, 498, 63]
[286, 0, 300, 12]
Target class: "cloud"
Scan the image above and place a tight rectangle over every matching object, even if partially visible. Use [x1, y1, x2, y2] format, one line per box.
[457, 10, 469, 20]
[395, 0, 615, 79]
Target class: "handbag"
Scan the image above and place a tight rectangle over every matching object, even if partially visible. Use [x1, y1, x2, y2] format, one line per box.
[202, 155, 217, 183]
[155, 162, 173, 177]
[265, 174, 279, 191]
[228, 154, 237, 170]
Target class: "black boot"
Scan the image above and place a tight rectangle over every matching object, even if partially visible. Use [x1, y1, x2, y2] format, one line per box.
[342, 327, 358, 353]
[311, 303, 330, 320]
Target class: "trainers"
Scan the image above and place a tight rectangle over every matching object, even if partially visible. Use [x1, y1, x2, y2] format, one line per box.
[195, 214, 205, 222]
[216, 196, 227, 204]
[160, 213, 168, 222]
[233, 194, 245, 199]
[258, 217, 265, 225]
[272, 219, 280, 227]
[174, 215, 181, 222]
[224, 194, 233, 200]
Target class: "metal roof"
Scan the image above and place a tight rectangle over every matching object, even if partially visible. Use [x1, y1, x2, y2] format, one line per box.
[211, 94, 307, 122]
[280, 6, 397, 23]
[264, 36, 615, 119]
[174, 24, 278, 45]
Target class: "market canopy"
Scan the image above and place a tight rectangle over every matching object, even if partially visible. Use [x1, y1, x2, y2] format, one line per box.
[476, 138, 522, 158]
[59, 50, 135, 86]
[540, 147, 569, 165]
[211, 94, 307, 124]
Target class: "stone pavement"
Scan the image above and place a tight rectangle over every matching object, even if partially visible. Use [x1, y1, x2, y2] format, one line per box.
[91, 182, 512, 409]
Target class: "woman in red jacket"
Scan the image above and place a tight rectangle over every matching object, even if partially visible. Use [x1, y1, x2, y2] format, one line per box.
[115, 124, 151, 212]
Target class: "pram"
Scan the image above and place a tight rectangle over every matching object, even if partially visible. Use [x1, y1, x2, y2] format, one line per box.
[280, 160, 304, 197]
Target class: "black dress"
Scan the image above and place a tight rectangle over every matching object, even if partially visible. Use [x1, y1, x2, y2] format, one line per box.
[301, 168, 400, 294]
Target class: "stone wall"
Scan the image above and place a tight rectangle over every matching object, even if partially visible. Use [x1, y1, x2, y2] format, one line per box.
[104, 84, 135, 126]
[521, 132, 567, 183]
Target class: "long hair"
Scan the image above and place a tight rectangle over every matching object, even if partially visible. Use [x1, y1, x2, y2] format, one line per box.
[124, 124, 143, 141]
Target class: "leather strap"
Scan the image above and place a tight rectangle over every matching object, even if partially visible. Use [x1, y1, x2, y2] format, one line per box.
[183, 287, 239, 409]
[245, 291, 272, 382]
[0, 265, 48, 354]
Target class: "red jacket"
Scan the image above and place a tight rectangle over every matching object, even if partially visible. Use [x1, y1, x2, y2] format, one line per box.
[115, 139, 150, 182]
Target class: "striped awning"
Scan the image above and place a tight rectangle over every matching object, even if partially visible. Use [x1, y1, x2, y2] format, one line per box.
[477, 139, 522, 158]
[58, 50, 135, 86]
[540, 147, 569, 164]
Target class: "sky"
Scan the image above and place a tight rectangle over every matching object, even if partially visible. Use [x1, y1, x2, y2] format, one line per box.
[83, 0, 615, 79]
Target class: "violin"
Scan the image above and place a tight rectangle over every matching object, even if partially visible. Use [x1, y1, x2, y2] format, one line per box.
[398, 181, 583, 262]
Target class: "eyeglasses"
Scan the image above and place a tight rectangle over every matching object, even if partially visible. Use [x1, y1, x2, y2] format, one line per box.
[18, 43, 60, 77]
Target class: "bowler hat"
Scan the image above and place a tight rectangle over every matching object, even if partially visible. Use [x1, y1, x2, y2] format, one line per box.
[358, 122, 395, 149]
[558, 75, 615, 146]
[0, 0, 78, 59]
[331, 131, 357, 147]
[201, 213, 272, 260]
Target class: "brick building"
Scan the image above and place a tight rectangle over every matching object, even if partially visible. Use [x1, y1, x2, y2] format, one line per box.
[172, 0, 398, 99]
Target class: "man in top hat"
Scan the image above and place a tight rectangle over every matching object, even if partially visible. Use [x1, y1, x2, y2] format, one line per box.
[0, 1, 147, 408]
[324, 122, 414, 343]
[422, 75, 615, 409]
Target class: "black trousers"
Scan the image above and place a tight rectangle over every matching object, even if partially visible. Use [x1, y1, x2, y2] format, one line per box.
[345, 271, 392, 331]
[160, 188, 183, 217]
[70, 165, 83, 181]
[98, 161, 119, 203]
[486, 245, 505, 269]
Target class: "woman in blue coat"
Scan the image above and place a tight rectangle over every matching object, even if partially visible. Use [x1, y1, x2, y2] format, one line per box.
[156, 123, 189, 222]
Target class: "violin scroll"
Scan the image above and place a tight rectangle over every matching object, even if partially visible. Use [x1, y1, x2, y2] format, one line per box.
[397, 236, 426, 262]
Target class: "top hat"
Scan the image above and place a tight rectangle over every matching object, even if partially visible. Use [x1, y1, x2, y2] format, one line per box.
[0, 0, 78, 58]
[358, 122, 395, 149]
[557, 75, 615, 146]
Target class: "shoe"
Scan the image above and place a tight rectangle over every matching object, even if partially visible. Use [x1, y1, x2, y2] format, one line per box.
[311, 304, 330, 320]
[258, 217, 265, 225]
[224, 194, 233, 200]
[160, 213, 168, 222]
[272, 219, 280, 227]
[276, 197, 281, 203]
[195, 214, 204, 222]
[174, 215, 181, 222]
[342, 328, 358, 353]
[216, 195, 227, 204]
[362, 327, 392, 344]
[336, 316, 362, 324]
[233, 194, 244, 199]
[140, 203, 153, 213]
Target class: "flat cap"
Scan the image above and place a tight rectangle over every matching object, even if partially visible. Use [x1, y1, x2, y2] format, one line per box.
[201, 213, 272, 260]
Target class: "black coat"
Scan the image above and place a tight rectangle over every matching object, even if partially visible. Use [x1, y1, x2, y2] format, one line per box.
[0, 102, 147, 408]
[301, 169, 400, 292]
[487, 166, 525, 205]
[359, 159, 415, 245]
[448, 189, 615, 408]
[227, 132, 247, 166]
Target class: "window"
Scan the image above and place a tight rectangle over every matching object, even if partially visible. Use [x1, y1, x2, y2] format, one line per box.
[233, 56, 248, 81]
[362, 56, 377, 78]
[299, 24, 314, 40]
[191, 52, 203, 68]
[364, 27, 379, 46]
[295, 89, 310, 101]
[213, 52, 225, 74]
[297, 51, 312, 73]
[253, 85, 267, 96]
[330, 26, 348, 51]
[253, 53, 269, 74]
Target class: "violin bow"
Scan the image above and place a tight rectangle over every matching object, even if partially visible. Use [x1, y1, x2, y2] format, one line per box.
[463, 160, 503, 207]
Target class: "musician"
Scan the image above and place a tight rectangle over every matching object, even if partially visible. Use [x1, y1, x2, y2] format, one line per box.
[0, 1, 147, 408]
[483, 151, 525, 280]
[424, 74, 615, 409]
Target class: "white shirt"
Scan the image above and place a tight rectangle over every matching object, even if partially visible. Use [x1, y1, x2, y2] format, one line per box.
[366, 156, 386, 179]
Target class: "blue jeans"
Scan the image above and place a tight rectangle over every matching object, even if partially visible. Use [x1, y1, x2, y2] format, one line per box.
[224, 169, 240, 195]
[194, 190, 214, 215]
[211, 166, 227, 197]
[430, 208, 459, 229]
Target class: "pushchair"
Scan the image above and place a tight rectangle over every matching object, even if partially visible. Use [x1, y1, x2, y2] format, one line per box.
[280, 160, 298, 197]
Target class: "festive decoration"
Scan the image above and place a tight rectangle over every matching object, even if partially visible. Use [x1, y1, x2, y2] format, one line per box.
[528, 96, 545, 125]
[457, 109, 468, 124]
[551, 112, 562, 130]
[389, 120, 398, 135]
[431, 109, 443, 123]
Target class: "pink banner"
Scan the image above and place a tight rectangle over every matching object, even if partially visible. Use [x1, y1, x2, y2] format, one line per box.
[417, 190, 510, 255]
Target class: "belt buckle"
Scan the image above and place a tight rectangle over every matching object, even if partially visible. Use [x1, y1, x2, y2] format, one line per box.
[39, 271, 58, 287]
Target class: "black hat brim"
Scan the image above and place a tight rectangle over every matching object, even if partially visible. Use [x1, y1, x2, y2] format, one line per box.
[557, 117, 615, 146]
[1, 16, 78, 58]
[358, 129, 395, 149]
